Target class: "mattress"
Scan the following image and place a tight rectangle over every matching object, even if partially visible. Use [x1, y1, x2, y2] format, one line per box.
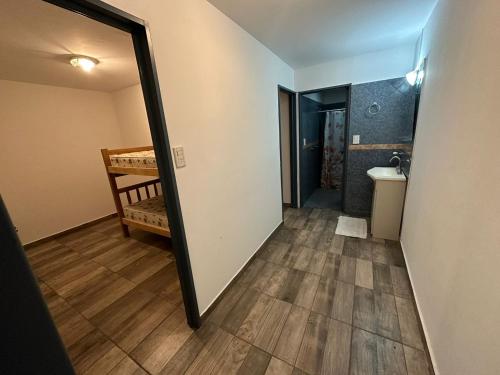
[110, 150, 157, 169]
[123, 195, 169, 229]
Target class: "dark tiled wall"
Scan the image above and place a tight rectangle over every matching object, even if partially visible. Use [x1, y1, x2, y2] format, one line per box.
[344, 150, 395, 216]
[349, 78, 416, 144]
[344, 78, 416, 216]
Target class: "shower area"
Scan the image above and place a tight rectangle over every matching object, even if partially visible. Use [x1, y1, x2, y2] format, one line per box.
[299, 85, 349, 209]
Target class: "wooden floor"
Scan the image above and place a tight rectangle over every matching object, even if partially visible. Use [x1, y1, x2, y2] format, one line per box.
[28, 208, 432, 374]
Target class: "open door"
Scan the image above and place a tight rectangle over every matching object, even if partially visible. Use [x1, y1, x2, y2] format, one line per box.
[0, 196, 75, 374]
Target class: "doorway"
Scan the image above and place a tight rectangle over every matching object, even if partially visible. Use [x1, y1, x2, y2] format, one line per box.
[1, 0, 199, 353]
[47, 0, 200, 329]
[278, 86, 297, 209]
[298, 85, 350, 210]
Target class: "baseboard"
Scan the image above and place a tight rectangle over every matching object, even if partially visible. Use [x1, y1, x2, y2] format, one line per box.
[399, 240, 438, 375]
[200, 220, 283, 320]
[23, 213, 118, 249]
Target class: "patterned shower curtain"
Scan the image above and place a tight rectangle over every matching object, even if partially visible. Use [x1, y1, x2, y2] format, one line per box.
[321, 110, 345, 189]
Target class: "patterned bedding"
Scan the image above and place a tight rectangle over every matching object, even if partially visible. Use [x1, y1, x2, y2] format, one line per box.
[123, 195, 168, 229]
[110, 150, 157, 169]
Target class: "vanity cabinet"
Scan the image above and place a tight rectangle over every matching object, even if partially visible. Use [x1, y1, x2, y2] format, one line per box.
[367, 168, 407, 241]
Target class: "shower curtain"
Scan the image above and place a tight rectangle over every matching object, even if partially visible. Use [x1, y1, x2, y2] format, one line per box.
[321, 110, 345, 189]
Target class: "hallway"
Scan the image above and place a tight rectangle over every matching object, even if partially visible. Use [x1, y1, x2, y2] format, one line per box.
[30, 208, 431, 374]
[208, 206, 432, 375]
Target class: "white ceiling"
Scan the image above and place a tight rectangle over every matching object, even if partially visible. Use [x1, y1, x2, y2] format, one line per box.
[208, 0, 437, 69]
[0, 0, 139, 92]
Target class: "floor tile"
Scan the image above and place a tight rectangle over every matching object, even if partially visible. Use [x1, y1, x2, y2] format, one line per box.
[295, 312, 329, 375]
[254, 299, 292, 353]
[404, 345, 431, 375]
[265, 357, 294, 375]
[395, 296, 424, 350]
[273, 305, 310, 365]
[355, 259, 373, 289]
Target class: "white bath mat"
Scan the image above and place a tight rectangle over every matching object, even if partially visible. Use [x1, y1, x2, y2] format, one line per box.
[335, 216, 367, 239]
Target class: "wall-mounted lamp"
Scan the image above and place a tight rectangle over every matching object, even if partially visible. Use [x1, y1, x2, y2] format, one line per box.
[69, 55, 99, 72]
[406, 68, 425, 86]
[406, 70, 418, 86]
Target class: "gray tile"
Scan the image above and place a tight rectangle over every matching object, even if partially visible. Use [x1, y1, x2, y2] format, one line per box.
[273, 305, 310, 366]
[254, 299, 292, 353]
[391, 266, 412, 299]
[350, 328, 407, 375]
[237, 293, 274, 343]
[265, 265, 289, 298]
[376, 335, 407, 375]
[331, 281, 354, 324]
[373, 263, 393, 294]
[330, 235, 345, 255]
[353, 287, 401, 342]
[293, 246, 315, 272]
[265, 357, 294, 375]
[404, 345, 431, 375]
[312, 277, 336, 316]
[337, 256, 356, 284]
[237, 346, 271, 375]
[321, 319, 351, 375]
[375, 292, 401, 342]
[222, 289, 261, 334]
[295, 312, 329, 375]
[350, 328, 377, 375]
[322, 253, 341, 280]
[355, 259, 373, 289]
[294, 273, 321, 309]
[353, 286, 376, 332]
[277, 269, 305, 303]
[395, 296, 424, 350]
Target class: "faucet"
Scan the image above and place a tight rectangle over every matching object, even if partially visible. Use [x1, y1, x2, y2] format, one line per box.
[390, 152, 403, 174]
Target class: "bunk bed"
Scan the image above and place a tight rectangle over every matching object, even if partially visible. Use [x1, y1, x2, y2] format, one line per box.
[101, 146, 171, 238]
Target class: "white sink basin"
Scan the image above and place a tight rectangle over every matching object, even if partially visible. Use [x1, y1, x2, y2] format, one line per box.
[367, 167, 406, 182]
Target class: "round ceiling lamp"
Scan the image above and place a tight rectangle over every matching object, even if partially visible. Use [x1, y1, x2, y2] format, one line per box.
[69, 55, 99, 72]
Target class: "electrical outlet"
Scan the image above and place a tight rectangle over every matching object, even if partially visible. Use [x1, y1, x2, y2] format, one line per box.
[173, 146, 186, 168]
[353, 135, 360, 144]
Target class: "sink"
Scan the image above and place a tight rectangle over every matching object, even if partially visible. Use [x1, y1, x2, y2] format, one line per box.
[367, 167, 406, 182]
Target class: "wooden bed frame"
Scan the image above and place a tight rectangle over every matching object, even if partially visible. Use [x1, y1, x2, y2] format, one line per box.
[101, 146, 171, 238]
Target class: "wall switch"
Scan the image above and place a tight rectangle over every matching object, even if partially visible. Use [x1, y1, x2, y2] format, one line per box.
[173, 146, 186, 168]
[353, 135, 360, 144]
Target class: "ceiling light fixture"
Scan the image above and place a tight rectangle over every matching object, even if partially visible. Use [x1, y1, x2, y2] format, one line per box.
[69, 55, 99, 72]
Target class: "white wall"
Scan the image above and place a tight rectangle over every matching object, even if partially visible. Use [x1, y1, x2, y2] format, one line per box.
[0, 80, 123, 244]
[295, 43, 415, 92]
[112, 84, 152, 146]
[401, 1, 500, 374]
[103, 0, 294, 313]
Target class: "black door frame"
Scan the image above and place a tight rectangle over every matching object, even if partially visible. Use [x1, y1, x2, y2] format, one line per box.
[277, 85, 298, 210]
[297, 83, 352, 211]
[43, 0, 201, 328]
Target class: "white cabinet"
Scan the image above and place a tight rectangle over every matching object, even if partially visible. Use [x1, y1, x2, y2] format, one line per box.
[367, 168, 407, 241]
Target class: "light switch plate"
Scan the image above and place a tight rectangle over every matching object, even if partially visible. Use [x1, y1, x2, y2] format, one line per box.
[353, 135, 360, 144]
[173, 146, 186, 168]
